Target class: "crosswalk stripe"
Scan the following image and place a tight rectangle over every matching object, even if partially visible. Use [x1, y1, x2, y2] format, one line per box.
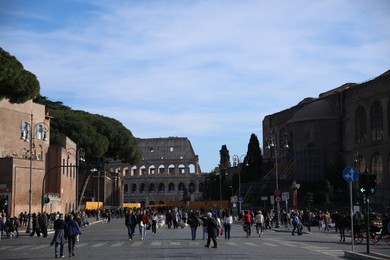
[244, 242, 260, 247]
[10, 245, 31, 251]
[170, 242, 180, 246]
[189, 241, 199, 246]
[31, 244, 48, 250]
[262, 242, 277, 247]
[91, 242, 106, 247]
[111, 242, 125, 247]
[151, 241, 161, 246]
[76, 242, 89, 248]
[226, 242, 237, 246]
[131, 241, 143, 247]
[0, 246, 14, 251]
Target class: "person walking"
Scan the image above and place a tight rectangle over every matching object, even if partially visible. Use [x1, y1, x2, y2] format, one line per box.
[138, 209, 149, 240]
[151, 211, 158, 235]
[242, 210, 252, 237]
[125, 209, 137, 240]
[204, 212, 218, 248]
[223, 212, 233, 240]
[30, 213, 41, 237]
[188, 210, 199, 240]
[255, 211, 265, 237]
[64, 214, 82, 257]
[51, 213, 65, 258]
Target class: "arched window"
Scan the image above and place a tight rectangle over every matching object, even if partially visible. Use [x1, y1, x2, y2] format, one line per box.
[179, 164, 186, 174]
[168, 164, 175, 175]
[149, 165, 155, 175]
[131, 184, 137, 193]
[140, 166, 146, 176]
[149, 183, 155, 192]
[198, 182, 204, 192]
[140, 183, 146, 193]
[371, 152, 383, 191]
[355, 106, 367, 144]
[370, 101, 383, 141]
[168, 183, 175, 192]
[178, 182, 185, 191]
[159, 183, 165, 192]
[189, 182, 195, 193]
[124, 184, 128, 193]
[158, 165, 165, 174]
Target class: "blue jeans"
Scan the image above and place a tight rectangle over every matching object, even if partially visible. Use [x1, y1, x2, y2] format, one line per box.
[190, 226, 197, 240]
[127, 225, 135, 239]
[224, 224, 231, 239]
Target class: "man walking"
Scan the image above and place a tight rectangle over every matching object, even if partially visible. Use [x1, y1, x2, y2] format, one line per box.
[204, 212, 218, 248]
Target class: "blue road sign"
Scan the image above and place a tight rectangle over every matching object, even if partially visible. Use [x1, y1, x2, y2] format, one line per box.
[342, 166, 358, 182]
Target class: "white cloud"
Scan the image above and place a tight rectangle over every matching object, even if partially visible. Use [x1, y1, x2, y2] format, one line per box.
[1, 0, 389, 171]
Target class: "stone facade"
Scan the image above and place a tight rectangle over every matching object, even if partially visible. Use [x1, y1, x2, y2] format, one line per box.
[108, 137, 206, 206]
[0, 99, 79, 215]
[0, 99, 50, 216]
[262, 70, 390, 210]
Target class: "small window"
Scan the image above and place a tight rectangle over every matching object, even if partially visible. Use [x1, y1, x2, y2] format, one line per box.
[150, 147, 154, 152]
[169, 147, 174, 152]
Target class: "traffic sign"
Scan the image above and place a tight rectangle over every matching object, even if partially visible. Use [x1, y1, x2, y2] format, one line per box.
[342, 166, 358, 182]
[274, 189, 281, 197]
[238, 196, 243, 203]
[282, 192, 289, 201]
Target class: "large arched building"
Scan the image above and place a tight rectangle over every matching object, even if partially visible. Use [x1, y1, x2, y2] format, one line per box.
[110, 137, 206, 206]
[262, 70, 390, 210]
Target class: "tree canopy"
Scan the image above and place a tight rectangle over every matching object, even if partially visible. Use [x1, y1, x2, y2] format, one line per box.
[35, 95, 141, 163]
[0, 47, 40, 103]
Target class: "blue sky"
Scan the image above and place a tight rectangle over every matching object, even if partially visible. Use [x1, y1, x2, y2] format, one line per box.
[1, 0, 389, 172]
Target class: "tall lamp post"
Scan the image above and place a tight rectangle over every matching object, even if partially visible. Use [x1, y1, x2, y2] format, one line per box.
[21, 113, 49, 233]
[216, 172, 227, 210]
[266, 130, 289, 229]
[66, 147, 85, 211]
[232, 154, 246, 214]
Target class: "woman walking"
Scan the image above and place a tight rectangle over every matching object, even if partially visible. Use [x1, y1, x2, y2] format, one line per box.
[64, 214, 82, 257]
[51, 213, 65, 258]
[223, 212, 233, 240]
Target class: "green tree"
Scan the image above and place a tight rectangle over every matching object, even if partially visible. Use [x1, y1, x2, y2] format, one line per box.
[242, 133, 263, 181]
[0, 47, 40, 103]
[35, 95, 141, 163]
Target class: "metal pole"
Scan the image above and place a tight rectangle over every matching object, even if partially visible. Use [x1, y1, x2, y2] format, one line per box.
[366, 197, 370, 254]
[97, 170, 100, 220]
[350, 182, 354, 252]
[275, 150, 281, 228]
[219, 174, 222, 210]
[27, 113, 33, 233]
[238, 164, 241, 214]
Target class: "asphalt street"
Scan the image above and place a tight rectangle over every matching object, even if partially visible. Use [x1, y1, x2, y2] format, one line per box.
[0, 218, 389, 260]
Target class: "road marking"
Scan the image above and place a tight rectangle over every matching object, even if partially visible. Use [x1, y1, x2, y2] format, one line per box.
[131, 241, 143, 247]
[0, 246, 14, 251]
[244, 242, 260, 247]
[151, 241, 162, 246]
[75, 242, 88, 248]
[10, 245, 31, 251]
[111, 242, 125, 247]
[91, 242, 106, 247]
[262, 242, 277, 247]
[226, 242, 237, 246]
[31, 244, 48, 250]
[189, 241, 200, 246]
[170, 241, 180, 246]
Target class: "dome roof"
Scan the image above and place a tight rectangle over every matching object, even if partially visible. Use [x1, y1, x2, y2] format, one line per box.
[287, 99, 338, 124]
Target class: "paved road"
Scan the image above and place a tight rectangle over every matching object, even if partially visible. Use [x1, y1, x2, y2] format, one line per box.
[1, 218, 389, 259]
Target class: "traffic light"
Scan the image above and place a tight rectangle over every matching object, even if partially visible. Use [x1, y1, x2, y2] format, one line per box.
[368, 174, 377, 195]
[359, 172, 368, 194]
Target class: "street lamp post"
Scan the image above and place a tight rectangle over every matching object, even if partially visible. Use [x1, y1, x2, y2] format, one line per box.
[266, 130, 289, 229]
[66, 147, 85, 212]
[21, 113, 49, 233]
[232, 154, 246, 214]
[216, 172, 227, 210]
